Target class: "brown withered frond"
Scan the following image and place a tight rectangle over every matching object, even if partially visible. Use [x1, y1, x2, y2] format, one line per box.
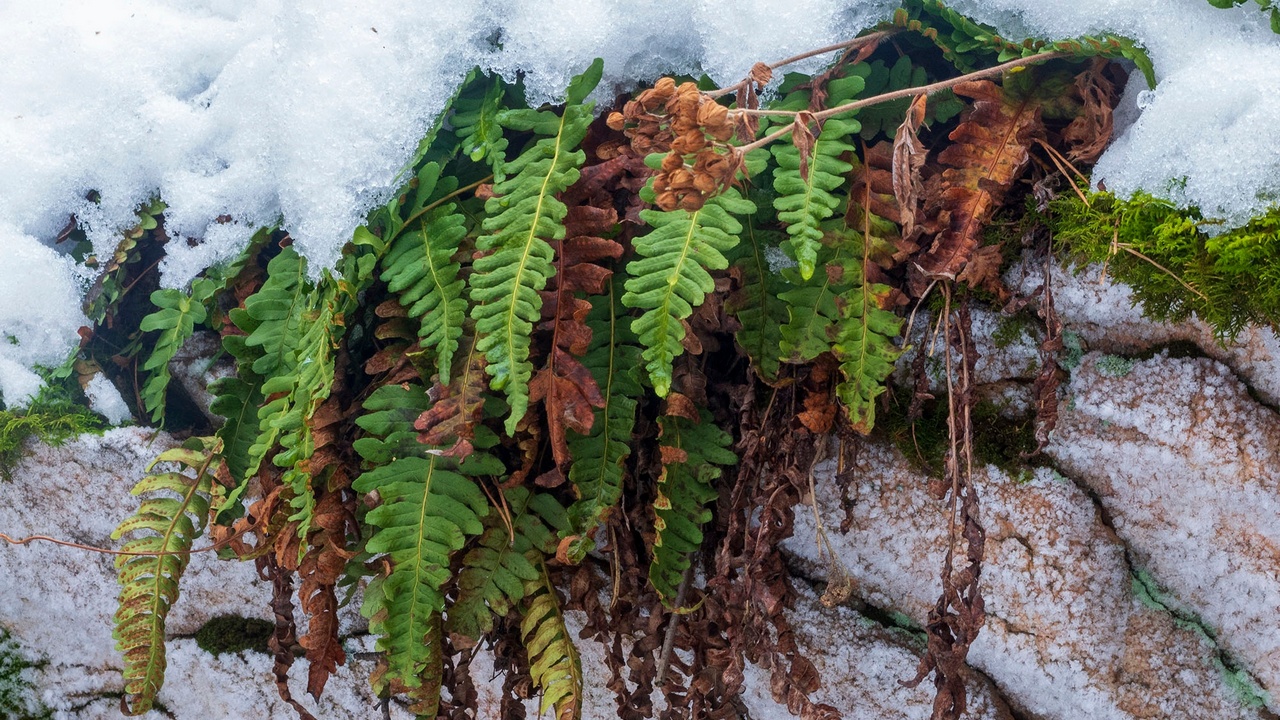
[916, 80, 1043, 279]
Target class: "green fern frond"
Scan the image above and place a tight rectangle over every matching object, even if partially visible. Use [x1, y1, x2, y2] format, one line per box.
[469, 58, 603, 434]
[649, 410, 736, 600]
[769, 74, 865, 280]
[138, 279, 215, 425]
[208, 375, 263, 522]
[564, 283, 641, 560]
[353, 382, 500, 694]
[521, 557, 583, 720]
[112, 437, 218, 715]
[726, 222, 791, 382]
[834, 279, 903, 433]
[623, 188, 755, 396]
[381, 171, 469, 384]
[242, 246, 308, 380]
[450, 72, 510, 175]
[449, 487, 567, 638]
[778, 240, 852, 363]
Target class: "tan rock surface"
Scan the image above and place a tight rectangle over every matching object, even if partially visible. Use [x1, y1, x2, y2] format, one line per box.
[1048, 352, 1280, 713]
[782, 440, 1266, 720]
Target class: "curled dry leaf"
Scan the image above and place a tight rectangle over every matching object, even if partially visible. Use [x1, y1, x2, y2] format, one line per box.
[892, 94, 928, 237]
[790, 111, 818, 183]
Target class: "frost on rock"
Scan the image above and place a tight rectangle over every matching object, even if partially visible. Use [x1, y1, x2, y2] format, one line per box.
[1048, 352, 1280, 712]
[737, 585, 1014, 719]
[783, 441, 1267, 720]
[1009, 256, 1280, 406]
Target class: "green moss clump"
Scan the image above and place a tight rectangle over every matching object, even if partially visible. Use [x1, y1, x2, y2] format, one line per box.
[1095, 355, 1135, 378]
[0, 376, 104, 479]
[881, 392, 1041, 478]
[194, 615, 275, 656]
[0, 628, 51, 720]
[1049, 188, 1280, 341]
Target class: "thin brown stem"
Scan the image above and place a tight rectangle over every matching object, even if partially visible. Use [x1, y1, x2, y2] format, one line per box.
[0, 523, 250, 558]
[706, 30, 899, 98]
[736, 52, 1067, 156]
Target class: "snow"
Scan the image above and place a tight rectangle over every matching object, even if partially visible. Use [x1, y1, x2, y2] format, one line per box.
[83, 372, 132, 425]
[2, 0, 1280, 400]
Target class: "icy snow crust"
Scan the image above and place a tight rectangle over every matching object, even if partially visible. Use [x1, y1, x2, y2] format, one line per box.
[2, 0, 1279, 404]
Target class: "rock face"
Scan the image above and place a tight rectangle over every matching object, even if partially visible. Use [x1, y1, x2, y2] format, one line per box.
[783, 442, 1269, 720]
[0, 428, 400, 719]
[1048, 352, 1280, 712]
[5, 260, 1280, 719]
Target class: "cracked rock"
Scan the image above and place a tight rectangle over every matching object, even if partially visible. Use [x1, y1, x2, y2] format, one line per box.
[782, 439, 1267, 720]
[1048, 351, 1280, 713]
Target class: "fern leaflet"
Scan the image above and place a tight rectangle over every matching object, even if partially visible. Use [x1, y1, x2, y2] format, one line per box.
[770, 74, 865, 280]
[449, 487, 567, 638]
[112, 438, 218, 715]
[778, 240, 852, 363]
[564, 282, 641, 560]
[522, 557, 583, 720]
[469, 58, 603, 434]
[725, 221, 791, 383]
[649, 410, 736, 600]
[623, 188, 755, 396]
[138, 278, 215, 425]
[380, 162, 469, 383]
[353, 383, 500, 695]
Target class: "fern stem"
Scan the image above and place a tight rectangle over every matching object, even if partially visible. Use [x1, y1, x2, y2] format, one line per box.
[391, 174, 493, 244]
[736, 51, 1067, 155]
[705, 30, 898, 98]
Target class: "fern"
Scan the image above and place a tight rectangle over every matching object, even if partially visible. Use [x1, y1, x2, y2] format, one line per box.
[834, 279, 904, 433]
[521, 557, 583, 720]
[726, 221, 791, 382]
[778, 240, 853, 363]
[353, 383, 499, 696]
[138, 278, 215, 425]
[381, 162, 469, 384]
[208, 373, 264, 521]
[469, 58, 603, 434]
[564, 283, 642, 559]
[112, 438, 218, 715]
[770, 75, 865, 280]
[623, 188, 756, 396]
[450, 72, 510, 175]
[649, 410, 736, 600]
[449, 487, 567, 638]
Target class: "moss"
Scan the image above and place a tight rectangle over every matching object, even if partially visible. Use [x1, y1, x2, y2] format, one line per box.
[1060, 330, 1083, 371]
[881, 392, 1042, 479]
[1131, 570, 1271, 709]
[194, 615, 274, 656]
[991, 313, 1035, 349]
[1049, 187, 1280, 341]
[0, 375, 103, 480]
[0, 628, 51, 720]
[1095, 354, 1135, 378]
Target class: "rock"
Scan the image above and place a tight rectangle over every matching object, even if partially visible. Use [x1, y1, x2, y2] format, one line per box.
[1047, 352, 1280, 713]
[782, 440, 1267, 720]
[1009, 258, 1280, 407]
[737, 585, 1015, 720]
[0, 428, 389, 718]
